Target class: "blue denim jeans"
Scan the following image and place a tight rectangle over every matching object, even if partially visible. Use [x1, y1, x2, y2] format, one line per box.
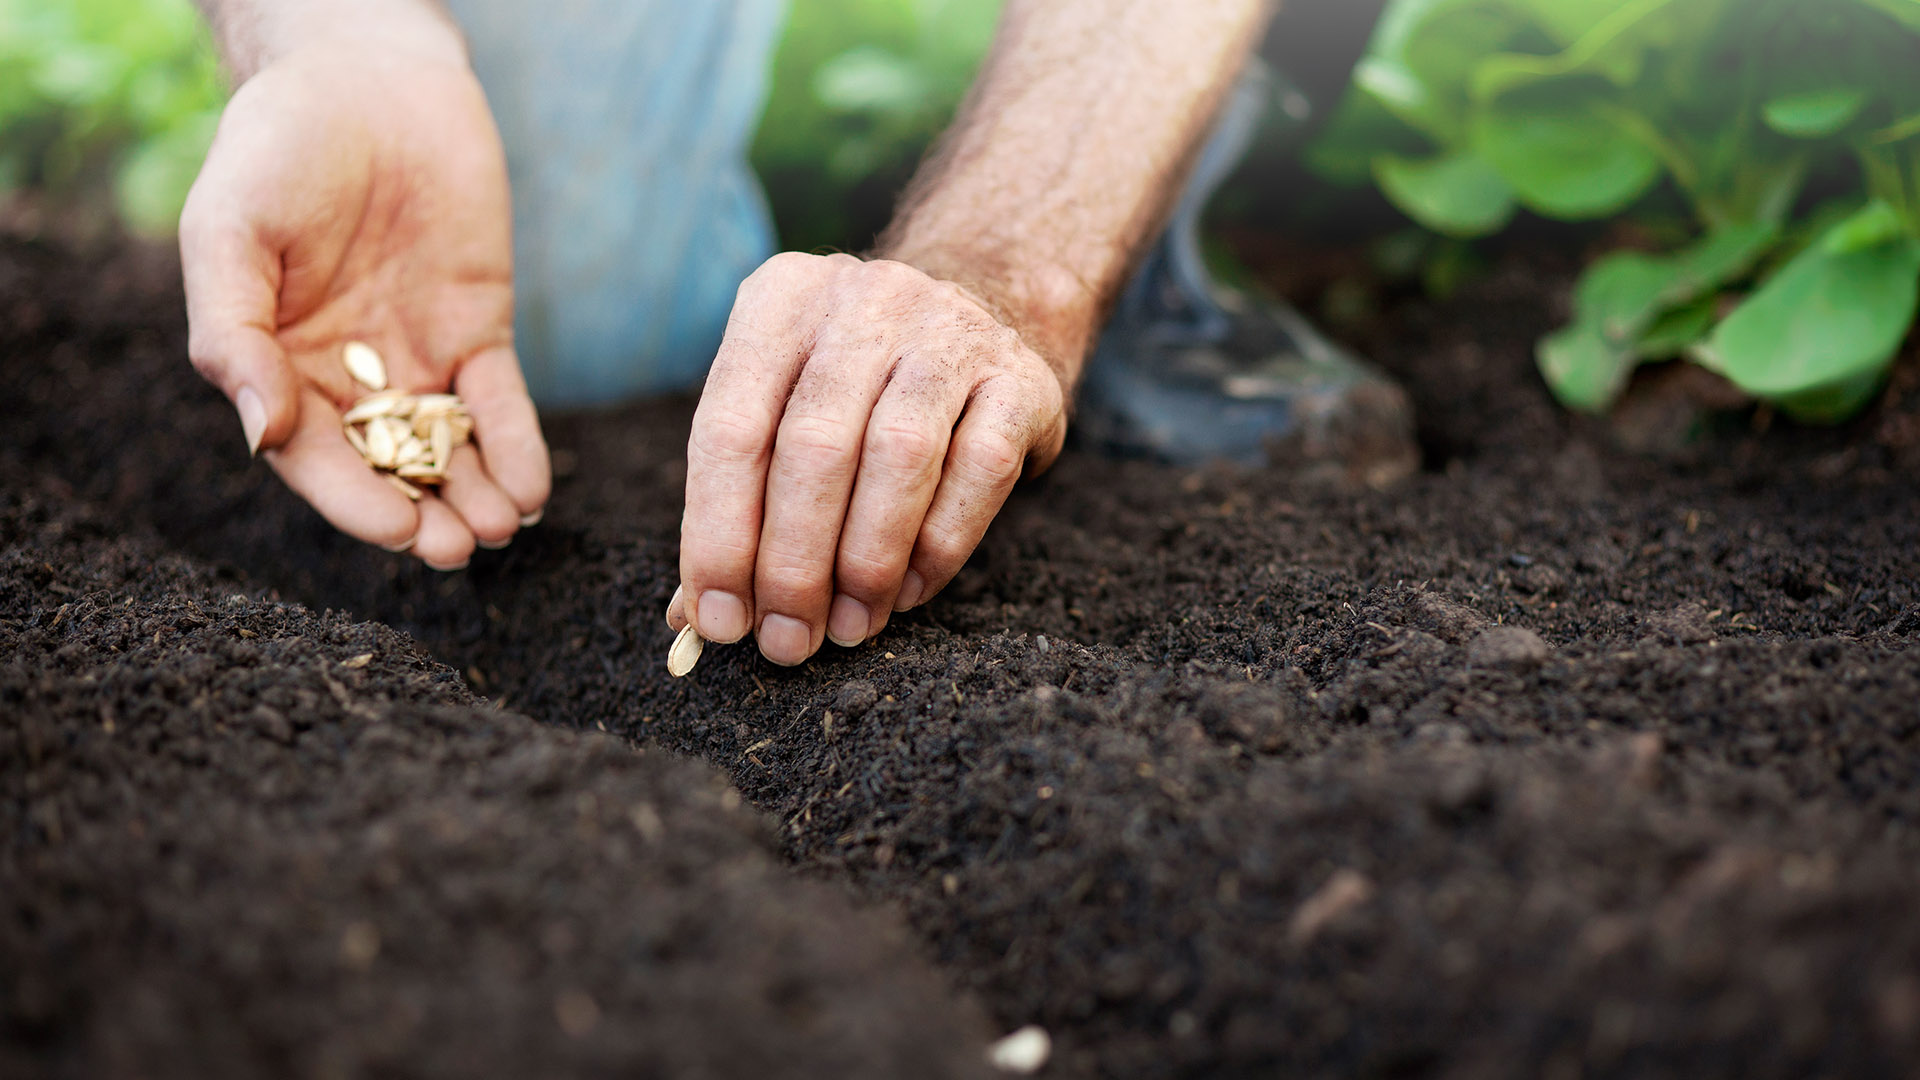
[444, 0, 788, 405]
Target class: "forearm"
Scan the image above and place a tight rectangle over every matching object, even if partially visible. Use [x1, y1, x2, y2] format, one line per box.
[877, 0, 1273, 384]
[193, 0, 466, 82]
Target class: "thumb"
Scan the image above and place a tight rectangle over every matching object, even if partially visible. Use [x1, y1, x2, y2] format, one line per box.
[179, 208, 300, 455]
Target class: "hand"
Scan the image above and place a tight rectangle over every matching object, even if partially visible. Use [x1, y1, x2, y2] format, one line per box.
[179, 39, 550, 569]
[669, 253, 1069, 665]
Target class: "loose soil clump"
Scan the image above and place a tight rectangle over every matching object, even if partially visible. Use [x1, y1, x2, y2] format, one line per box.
[4, 237, 1920, 1078]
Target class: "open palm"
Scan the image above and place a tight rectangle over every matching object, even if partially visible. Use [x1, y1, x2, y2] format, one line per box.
[180, 43, 549, 568]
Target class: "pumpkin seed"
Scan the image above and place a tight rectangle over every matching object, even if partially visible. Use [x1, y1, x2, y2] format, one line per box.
[667, 624, 705, 677]
[342, 341, 388, 391]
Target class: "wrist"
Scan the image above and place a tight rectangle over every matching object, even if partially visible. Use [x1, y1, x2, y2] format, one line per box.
[204, 0, 468, 83]
[877, 236, 1103, 390]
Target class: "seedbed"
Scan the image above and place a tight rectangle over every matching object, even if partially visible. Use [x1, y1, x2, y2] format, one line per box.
[5, 237, 1920, 1078]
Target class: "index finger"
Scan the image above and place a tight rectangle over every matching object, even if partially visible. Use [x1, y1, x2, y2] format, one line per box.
[179, 198, 301, 454]
[679, 262, 818, 644]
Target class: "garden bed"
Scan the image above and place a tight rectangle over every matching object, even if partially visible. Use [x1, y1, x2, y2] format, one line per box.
[5, 236, 1920, 1078]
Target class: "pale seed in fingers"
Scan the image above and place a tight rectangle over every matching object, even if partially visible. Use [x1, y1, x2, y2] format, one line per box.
[667, 624, 705, 678]
[365, 416, 398, 467]
[430, 417, 453, 471]
[343, 341, 388, 391]
[342, 390, 409, 424]
[395, 462, 446, 481]
[383, 473, 424, 501]
[412, 393, 461, 417]
[395, 436, 429, 467]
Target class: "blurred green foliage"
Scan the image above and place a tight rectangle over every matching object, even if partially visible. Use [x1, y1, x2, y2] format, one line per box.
[4, 0, 999, 249]
[1311, 0, 1920, 422]
[0, 0, 226, 236]
[752, 0, 1002, 253]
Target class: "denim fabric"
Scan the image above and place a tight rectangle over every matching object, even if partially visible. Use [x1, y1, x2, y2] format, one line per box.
[444, 0, 788, 405]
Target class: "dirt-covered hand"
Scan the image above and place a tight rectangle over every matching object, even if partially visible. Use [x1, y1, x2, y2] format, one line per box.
[179, 41, 549, 570]
[669, 253, 1069, 666]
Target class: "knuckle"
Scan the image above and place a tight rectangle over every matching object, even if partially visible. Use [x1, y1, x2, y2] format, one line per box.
[834, 545, 900, 596]
[982, 321, 1026, 358]
[754, 250, 816, 283]
[863, 419, 943, 475]
[865, 258, 921, 285]
[937, 278, 991, 317]
[865, 260, 936, 303]
[756, 551, 834, 608]
[689, 405, 771, 466]
[953, 426, 1026, 486]
[678, 514, 760, 569]
[914, 527, 974, 575]
[775, 413, 855, 475]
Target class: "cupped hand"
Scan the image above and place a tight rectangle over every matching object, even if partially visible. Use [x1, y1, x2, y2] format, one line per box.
[670, 253, 1069, 665]
[179, 42, 550, 569]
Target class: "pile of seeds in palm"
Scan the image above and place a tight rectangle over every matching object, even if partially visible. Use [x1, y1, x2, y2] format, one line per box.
[339, 341, 475, 501]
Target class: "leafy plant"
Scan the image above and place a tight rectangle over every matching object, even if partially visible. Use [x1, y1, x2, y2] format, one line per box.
[752, 0, 1002, 252]
[0, 0, 226, 236]
[1311, 0, 1920, 422]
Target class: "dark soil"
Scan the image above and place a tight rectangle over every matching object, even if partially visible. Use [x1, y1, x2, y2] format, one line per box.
[5, 234, 1920, 1079]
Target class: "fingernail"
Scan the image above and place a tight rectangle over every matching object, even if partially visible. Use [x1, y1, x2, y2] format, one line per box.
[381, 536, 418, 554]
[237, 386, 267, 456]
[827, 594, 869, 647]
[477, 537, 512, 551]
[665, 585, 685, 630]
[894, 569, 926, 612]
[519, 508, 544, 528]
[758, 613, 812, 667]
[424, 558, 470, 573]
[695, 591, 750, 643]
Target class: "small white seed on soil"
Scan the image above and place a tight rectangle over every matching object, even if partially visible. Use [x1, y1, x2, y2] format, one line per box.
[667, 624, 704, 678]
[342, 341, 388, 391]
[987, 1026, 1050, 1074]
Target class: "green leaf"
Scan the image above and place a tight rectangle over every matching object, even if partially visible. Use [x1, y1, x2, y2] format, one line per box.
[1354, 2, 1539, 142]
[1470, 0, 1689, 98]
[1696, 201, 1920, 413]
[1537, 220, 1778, 411]
[1855, 0, 1920, 33]
[1539, 255, 1681, 411]
[113, 109, 215, 236]
[1636, 295, 1718, 358]
[812, 47, 930, 115]
[1306, 87, 1428, 185]
[1472, 96, 1662, 219]
[1772, 368, 1891, 424]
[1763, 88, 1870, 138]
[1823, 198, 1908, 253]
[1373, 151, 1516, 236]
